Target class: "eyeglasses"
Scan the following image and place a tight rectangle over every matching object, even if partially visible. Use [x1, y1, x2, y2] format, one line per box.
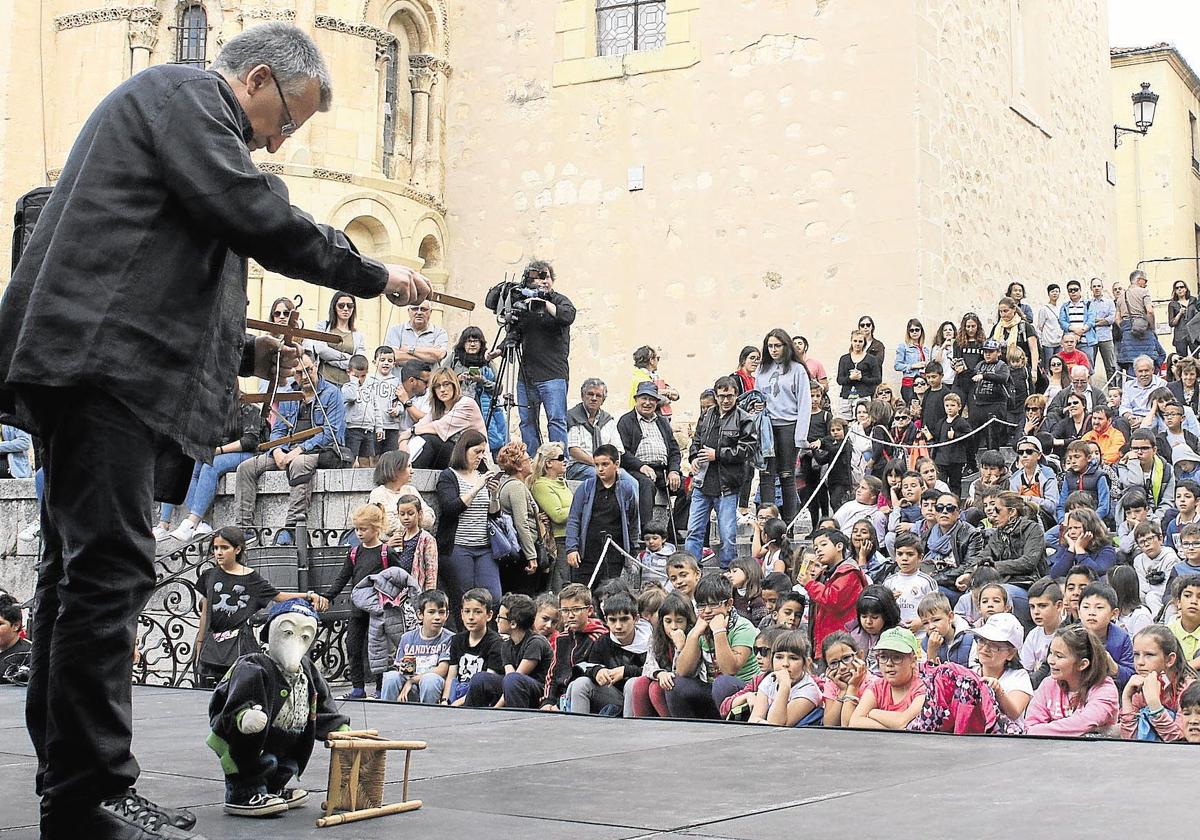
[894, 414, 910, 421]
[560, 606, 589, 616]
[271, 309, 289, 319]
[859, 321, 873, 328]
[695, 602, 726, 610]
[548, 455, 565, 462]
[1017, 449, 1038, 456]
[933, 503, 958, 513]
[827, 653, 857, 668]
[754, 646, 772, 656]
[270, 70, 298, 138]
[1130, 445, 1153, 452]
[409, 306, 432, 313]
[336, 301, 355, 310]
[974, 638, 1011, 653]
[908, 327, 922, 333]
[1025, 407, 1043, 413]
[1182, 542, 1200, 550]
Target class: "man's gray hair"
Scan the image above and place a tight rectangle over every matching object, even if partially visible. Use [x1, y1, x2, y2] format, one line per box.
[1134, 355, 1155, 370]
[212, 23, 332, 111]
[580, 378, 607, 397]
[1129, 269, 1147, 283]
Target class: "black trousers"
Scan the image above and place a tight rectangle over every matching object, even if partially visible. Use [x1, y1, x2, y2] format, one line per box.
[631, 464, 669, 530]
[759, 422, 800, 524]
[21, 387, 160, 816]
[346, 607, 371, 690]
[411, 431, 462, 470]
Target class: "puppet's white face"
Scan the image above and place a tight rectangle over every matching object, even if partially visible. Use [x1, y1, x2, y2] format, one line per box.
[268, 615, 317, 674]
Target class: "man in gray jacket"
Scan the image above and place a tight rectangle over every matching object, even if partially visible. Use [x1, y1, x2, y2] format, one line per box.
[0, 25, 429, 839]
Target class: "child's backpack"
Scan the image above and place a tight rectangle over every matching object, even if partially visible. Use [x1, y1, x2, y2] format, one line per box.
[351, 543, 390, 569]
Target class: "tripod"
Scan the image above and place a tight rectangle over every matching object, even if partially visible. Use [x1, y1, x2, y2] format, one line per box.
[484, 321, 529, 443]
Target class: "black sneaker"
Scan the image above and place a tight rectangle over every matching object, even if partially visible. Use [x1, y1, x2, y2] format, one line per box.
[97, 790, 209, 838]
[224, 792, 288, 818]
[129, 787, 197, 830]
[270, 787, 308, 809]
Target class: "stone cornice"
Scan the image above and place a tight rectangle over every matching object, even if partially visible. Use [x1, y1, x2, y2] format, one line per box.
[55, 6, 161, 31]
[239, 7, 297, 23]
[409, 53, 452, 76]
[314, 15, 395, 50]
[252, 162, 447, 214]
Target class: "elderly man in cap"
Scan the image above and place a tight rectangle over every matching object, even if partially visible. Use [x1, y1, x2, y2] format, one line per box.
[1046, 364, 1107, 425]
[618, 382, 682, 529]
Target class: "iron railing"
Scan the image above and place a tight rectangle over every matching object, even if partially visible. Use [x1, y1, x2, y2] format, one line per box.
[132, 522, 355, 688]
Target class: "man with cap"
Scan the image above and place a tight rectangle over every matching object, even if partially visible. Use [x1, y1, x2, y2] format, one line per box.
[1116, 429, 1175, 521]
[207, 599, 349, 819]
[617, 382, 682, 530]
[1057, 279, 1098, 364]
[1008, 436, 1059, 524]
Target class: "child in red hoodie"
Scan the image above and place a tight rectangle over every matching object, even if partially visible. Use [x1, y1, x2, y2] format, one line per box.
[799, 528, 868, 662]
[541, 583, 608, 711]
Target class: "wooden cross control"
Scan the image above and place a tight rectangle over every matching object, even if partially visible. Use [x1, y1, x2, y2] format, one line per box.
[317, 730, 427, 828]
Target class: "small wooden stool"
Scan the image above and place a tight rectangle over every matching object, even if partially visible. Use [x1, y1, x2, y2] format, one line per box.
[316, 730, 427, 828]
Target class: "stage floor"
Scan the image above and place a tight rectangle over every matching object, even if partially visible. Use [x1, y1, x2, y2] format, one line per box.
[0, 685, 1190, 839]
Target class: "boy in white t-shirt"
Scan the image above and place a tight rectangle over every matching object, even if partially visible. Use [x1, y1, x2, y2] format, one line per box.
[833, 477, 883, 533]
[881, 532, 938, 633]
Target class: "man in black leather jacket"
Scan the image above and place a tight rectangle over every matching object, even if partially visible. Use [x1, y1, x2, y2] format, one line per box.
[684, 377, 758, 569]
[921, 491, 985, 591]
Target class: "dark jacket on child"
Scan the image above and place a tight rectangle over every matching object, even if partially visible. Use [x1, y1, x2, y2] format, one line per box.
[545, 619, 609, 707]
[578, 628, 650, 689]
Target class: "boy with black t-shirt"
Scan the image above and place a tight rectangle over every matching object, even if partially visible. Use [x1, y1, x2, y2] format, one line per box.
[443, 588, 504, 706]
[566, 592, 651, 715]
[464, 594, 554, 708]
[0, 596, 30, 683]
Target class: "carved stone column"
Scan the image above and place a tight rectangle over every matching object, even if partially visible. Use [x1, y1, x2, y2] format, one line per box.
[127, 9, 162, 75]
[426, 62, 450, 196]
[408, 56, 435, 189]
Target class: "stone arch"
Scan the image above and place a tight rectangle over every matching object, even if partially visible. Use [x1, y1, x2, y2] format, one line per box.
[154, 1, 225, 64]
[328, 195, 406, 256]
[366, 0, 447, 55]
[418, 234, 442, 268]
[411, 214, 448, 265]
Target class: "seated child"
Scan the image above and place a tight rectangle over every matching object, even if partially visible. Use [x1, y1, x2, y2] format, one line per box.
[1120, 624, 1198, 741]
[883, 471, 925, 556]
[441, 588, 503, 706]
[567, 592, 651, 715]
[1168, 574, 1200, 671]
[847, 627, 927, 730]
[629, 594, 697, 718]
[725, 557, 768, 625]
[1079, 583, 1135, 691]
[766, 590, 807, 633]
[1062, 565, 1096, 626]
[635, 524, 675, 585]
[757, 518, 793, 576]
[1111, 565, 1153, 638]
[972, 612, 1033, 721]
[1180, 681, 1200, 743]
[0, 596, 30, 683]
[747, 630, 822, 726]
[920, 592, 975, 667]
[814, 631, 864, 727]
[667, 574, 761, 718]
[1024, 624, 1119, 736]
[721, 628, 782, 720]
[381, 590, 453, 703]
[1132, 520, 1179, 615]
[466, 593, 554, 709]
[638, 584, 667, 628]
[833, 477, 884, 533]
[532, 593, 560, 642]
[849, 585, 901, 674]
[761, 572, 794, 616]
[665, 552, 702, 604]
[1021, 578, 1064, 685]
[1166, 526, 1200, 598]
[882, 532, 939, 632]
[542, 583, 609, 711]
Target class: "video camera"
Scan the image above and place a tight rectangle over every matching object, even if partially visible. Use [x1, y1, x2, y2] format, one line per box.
[485, 268, 551, 326]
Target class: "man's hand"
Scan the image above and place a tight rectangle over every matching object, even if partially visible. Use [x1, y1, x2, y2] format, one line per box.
[376, 428, 386, 442]
[955, 572, 972, 591]
[384, 265, 432, 307]
[251, 335, 300, 383]
[272, 448, 287, 469]
[567, 551, 581, 568]
[639, 465, 656, 480]
[709, 612, 729, 634]
[667, 471, 681, 493]
[700, 447, 717, 463]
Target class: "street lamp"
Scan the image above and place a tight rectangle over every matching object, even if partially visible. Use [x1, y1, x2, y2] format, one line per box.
[1114, 82, 1159, 148]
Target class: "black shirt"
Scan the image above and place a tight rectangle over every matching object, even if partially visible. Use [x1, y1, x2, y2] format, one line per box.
[327, 543, 385, 601]
[196, 567, 279, 668]
[449, 629, 504, 684]
[0, 638, 31, 681]
[515, 292, 577, 383]
[586, 480, 622, 560]
[501, 632, 554, 687]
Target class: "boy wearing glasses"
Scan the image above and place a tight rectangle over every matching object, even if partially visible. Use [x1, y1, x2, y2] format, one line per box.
[540, 584, 608, 711]
[1131, 521, 1179, 614]
[1116, 429, 1175, 520]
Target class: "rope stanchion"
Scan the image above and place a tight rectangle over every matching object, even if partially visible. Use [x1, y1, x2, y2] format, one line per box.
[783, 415, 1019, 534]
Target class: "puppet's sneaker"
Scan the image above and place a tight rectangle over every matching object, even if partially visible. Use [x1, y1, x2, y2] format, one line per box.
[271, 787, 308, 809]
[224, 792, 288, 817]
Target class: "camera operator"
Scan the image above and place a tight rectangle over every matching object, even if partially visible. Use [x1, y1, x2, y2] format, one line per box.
[510, 260, 576, 448]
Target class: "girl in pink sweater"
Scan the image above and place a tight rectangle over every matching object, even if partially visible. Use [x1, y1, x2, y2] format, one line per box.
[1025, 625, 1119, 737]
[1119, 624, 1197, 741]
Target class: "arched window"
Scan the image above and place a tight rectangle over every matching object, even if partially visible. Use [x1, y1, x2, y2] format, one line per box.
[596, 0, 666, 57]
[175, 2, 208, 67]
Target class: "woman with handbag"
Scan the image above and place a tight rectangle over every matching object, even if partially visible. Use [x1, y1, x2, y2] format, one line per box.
[495, 441, 546, 596]
[530, 442, 574, 592]
[435, 429, 502, 623]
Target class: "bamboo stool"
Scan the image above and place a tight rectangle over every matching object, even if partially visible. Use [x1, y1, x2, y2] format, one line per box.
[316, 729, 427, 828]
